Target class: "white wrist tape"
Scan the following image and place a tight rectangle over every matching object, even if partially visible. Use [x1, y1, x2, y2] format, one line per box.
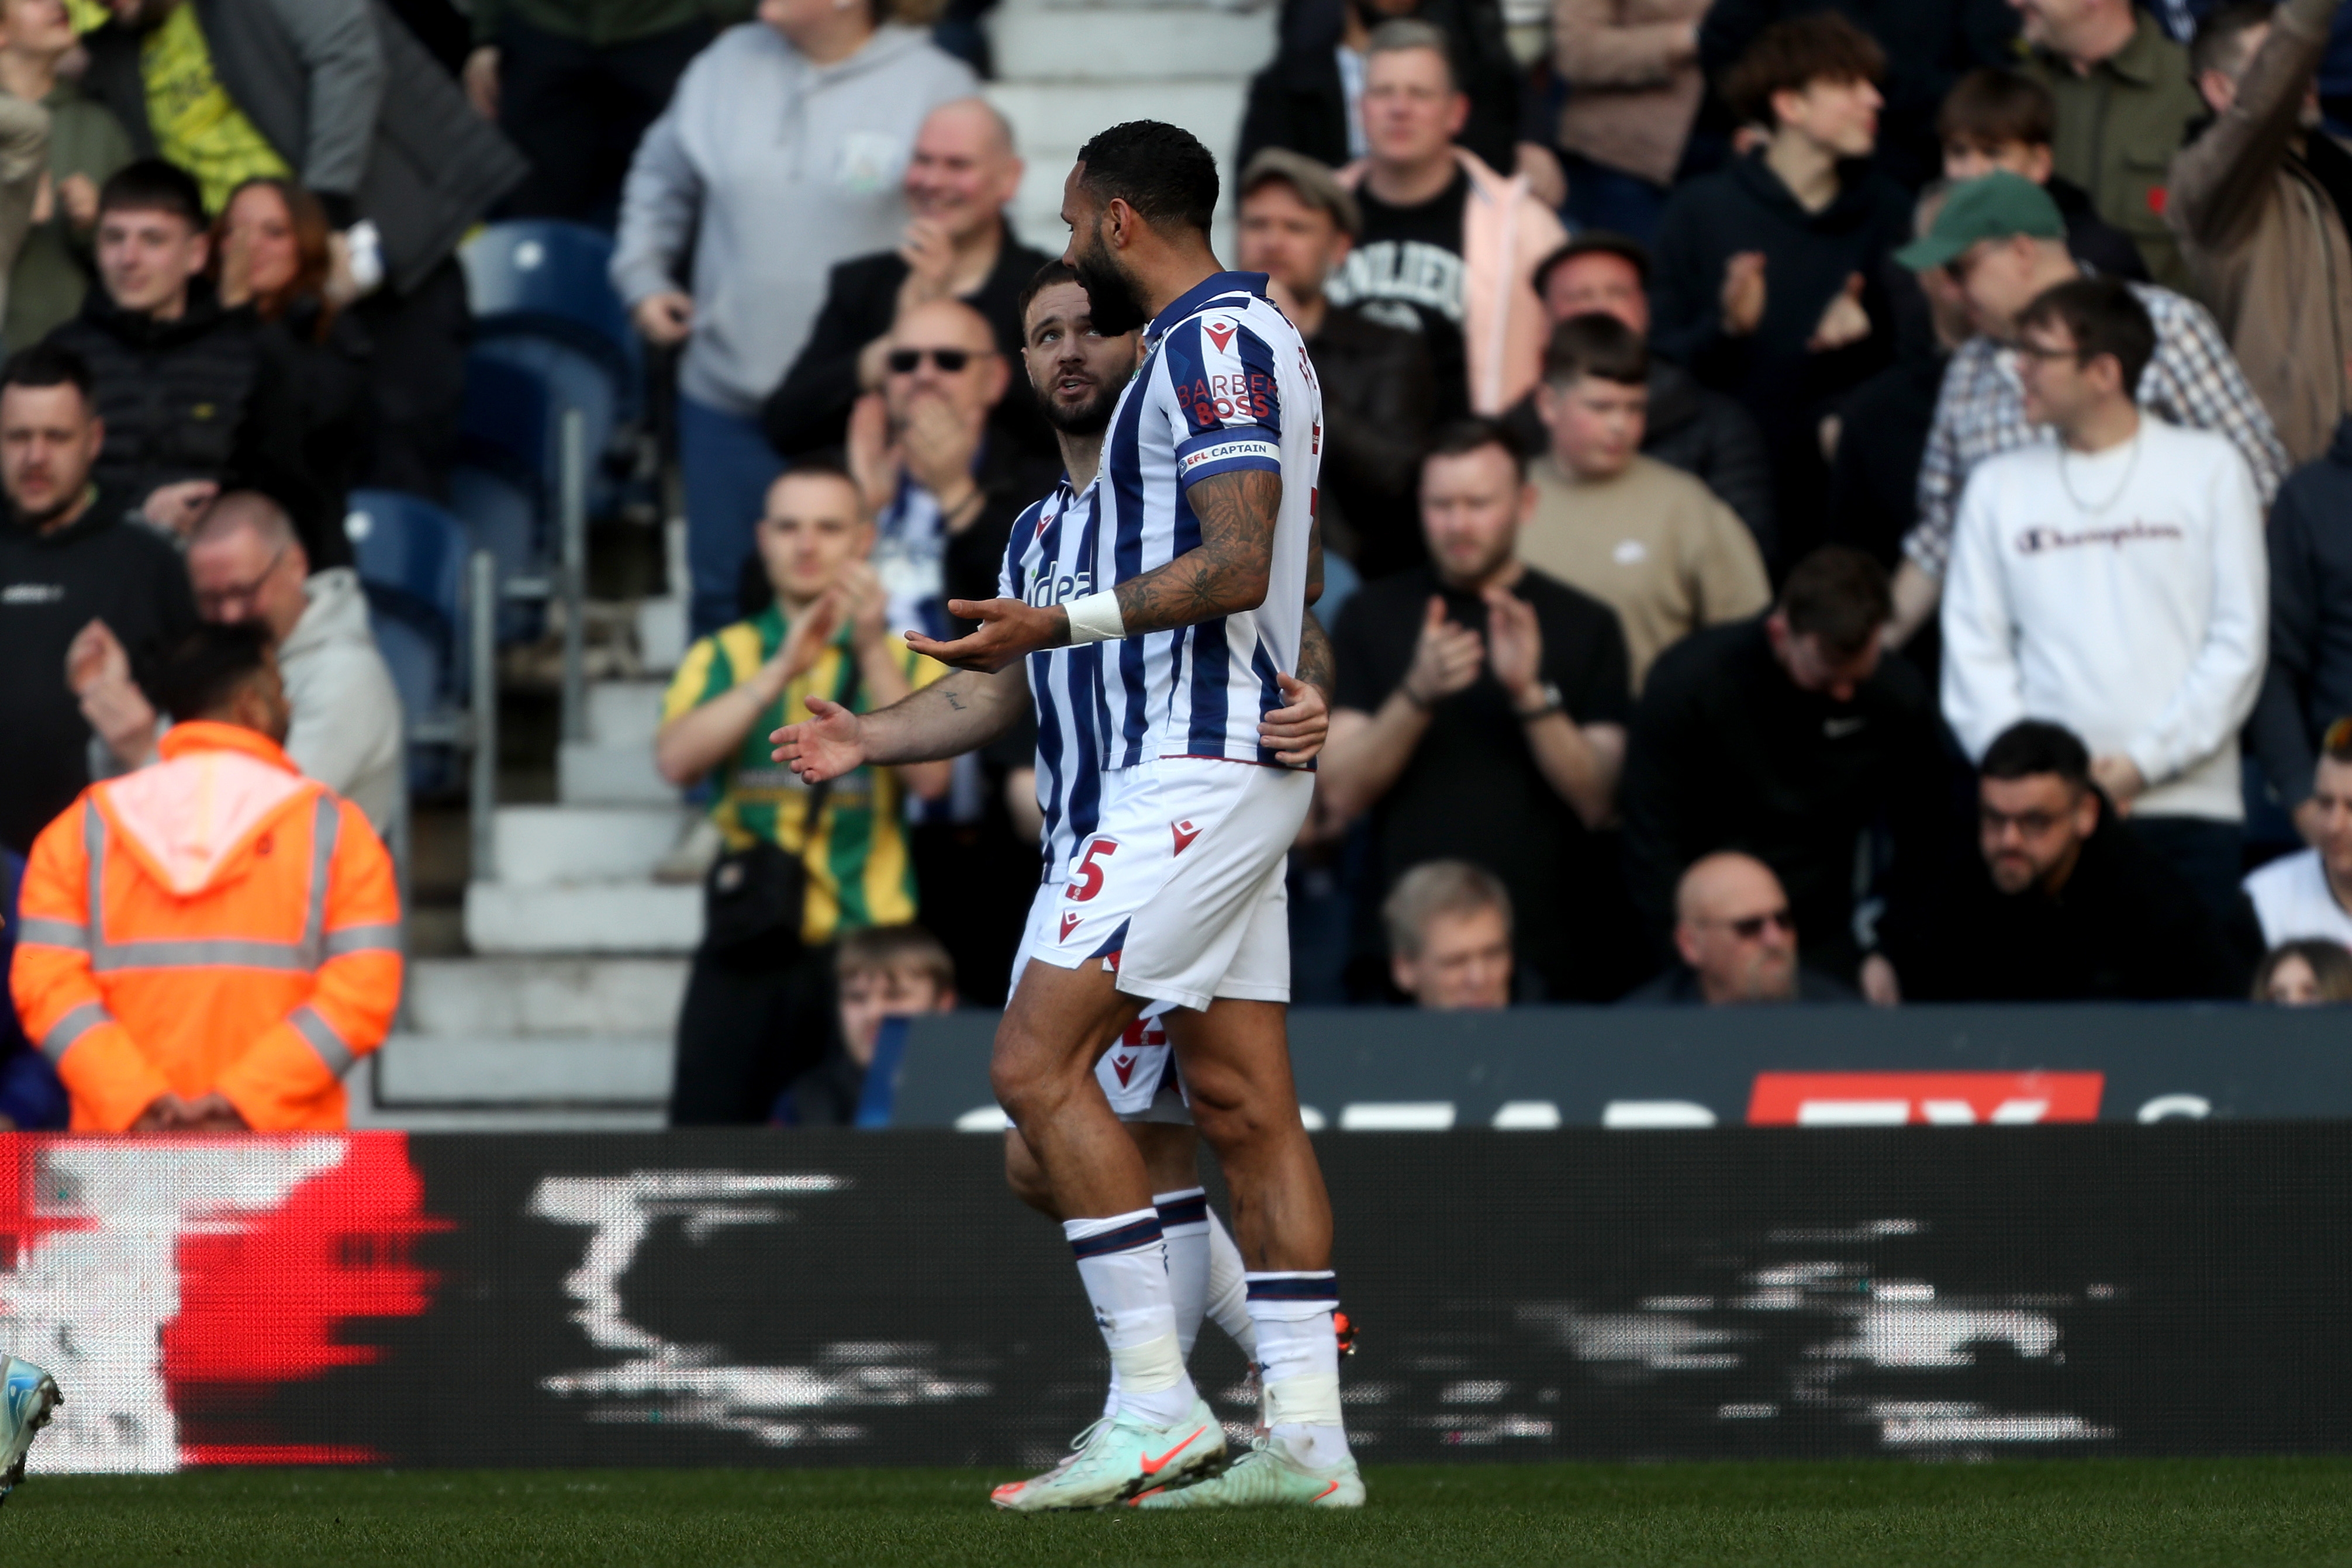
[1062, 589, 1127, 645]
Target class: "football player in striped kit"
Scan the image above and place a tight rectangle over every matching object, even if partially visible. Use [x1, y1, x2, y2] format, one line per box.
[772, 250, 1340, 1507]
[902, 122, 1361, 1510]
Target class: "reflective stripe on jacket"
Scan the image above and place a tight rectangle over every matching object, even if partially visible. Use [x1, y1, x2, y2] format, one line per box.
[8, 721, 401, 1131]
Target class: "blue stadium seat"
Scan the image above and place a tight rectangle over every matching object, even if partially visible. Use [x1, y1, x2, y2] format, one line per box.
[346, 490, 469, 795]
[452, 352, 554, 643]
[470, 334, 623, 519]
[460, 220, 643, 422]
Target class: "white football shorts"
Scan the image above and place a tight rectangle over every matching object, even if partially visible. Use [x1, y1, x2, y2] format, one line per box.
[1010, 883, 1188, 1123]
[1021, 755, 1308, 1013]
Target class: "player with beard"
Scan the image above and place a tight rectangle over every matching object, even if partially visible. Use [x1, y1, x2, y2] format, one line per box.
[772, 257, 1337, 1507]
[873, 120, 1355, 1511]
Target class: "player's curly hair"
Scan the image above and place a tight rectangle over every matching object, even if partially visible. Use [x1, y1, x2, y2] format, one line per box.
[1075, 122, 1219, 235]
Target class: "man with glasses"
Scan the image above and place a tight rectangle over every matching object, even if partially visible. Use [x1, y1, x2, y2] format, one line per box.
[0, 341, 195, 857]
[1884, 172, 2287, 650]
[65, 490, 403, 842]
[1878, 720, 2247, 1000]
[1624, 852, 1856, 1004]
[1940, 277, 2265, 921]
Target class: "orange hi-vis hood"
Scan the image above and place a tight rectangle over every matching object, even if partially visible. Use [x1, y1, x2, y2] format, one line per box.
[9, 722, 403, 1131]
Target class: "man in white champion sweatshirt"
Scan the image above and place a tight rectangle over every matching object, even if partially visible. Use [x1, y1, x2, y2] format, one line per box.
[1942, 275, 2267, 919]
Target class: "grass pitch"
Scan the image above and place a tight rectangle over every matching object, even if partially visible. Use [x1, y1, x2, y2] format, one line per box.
[4, 1459, 2348, 1566]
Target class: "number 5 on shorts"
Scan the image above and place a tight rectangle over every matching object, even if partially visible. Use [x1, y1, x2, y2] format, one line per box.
[1066, 838, 1117, 902]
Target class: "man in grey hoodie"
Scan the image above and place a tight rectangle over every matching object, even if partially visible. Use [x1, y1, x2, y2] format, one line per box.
[70, 491, 404, 843]
[612, 0, 976, 636]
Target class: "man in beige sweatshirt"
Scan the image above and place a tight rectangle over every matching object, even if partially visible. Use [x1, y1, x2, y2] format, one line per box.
[1519, 311, 1769, 689]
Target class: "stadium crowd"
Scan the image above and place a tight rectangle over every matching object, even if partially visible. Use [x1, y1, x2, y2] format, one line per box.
[7, 0, 2352, 1131]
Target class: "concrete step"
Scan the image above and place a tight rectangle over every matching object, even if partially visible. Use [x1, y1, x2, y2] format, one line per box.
[405, 956, 689, 1037]
[490, 803, 694, 885]
[988, 82, 1247, 162]
[373, 1032, 673, 1106]
[558, 739, 677, 805]
[987, 6, 1272, 81]
[586, 679, 668, 748]
[637, 597, 687, 675]
[989, 80, 1249, 248]
[465, 879, 703, 954]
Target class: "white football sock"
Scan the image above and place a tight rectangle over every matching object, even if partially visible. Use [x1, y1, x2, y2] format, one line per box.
[1245, 1271, 1351, 1469]
[1154, 1188, 1211, 1359]
[1066, 1208, 1196, 1428]
[1203, 1208, 1258, 1363]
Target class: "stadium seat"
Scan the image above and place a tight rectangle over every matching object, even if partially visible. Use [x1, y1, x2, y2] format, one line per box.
[460, 220, 642, 420]
[346, 490, 469, 795]
[452, 352, 555, 643]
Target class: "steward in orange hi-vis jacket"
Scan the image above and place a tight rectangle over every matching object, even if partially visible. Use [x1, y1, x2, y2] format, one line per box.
[9, 624, 400, 1131]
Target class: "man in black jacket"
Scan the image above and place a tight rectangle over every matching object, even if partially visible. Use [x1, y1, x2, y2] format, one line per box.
[1241, 0, 1526, 179]
[1878, 720, 2250, 1000]
[43, 161, 339, 563]
[1621, 545, 1944, 990]
[765, 100, 1055, 471]
[1237, 148, 1435, 580]
[1503, 231, 1777, 562]
[80, 0, 526, 499]
[0, 343, 198, 855]
[1652, 15, 1915, 562]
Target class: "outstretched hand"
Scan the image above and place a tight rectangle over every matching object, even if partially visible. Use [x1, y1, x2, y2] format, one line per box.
[906, 598, 1068, 673]
[770, 696, 867, 782]
[1259, 672, 1329, 765]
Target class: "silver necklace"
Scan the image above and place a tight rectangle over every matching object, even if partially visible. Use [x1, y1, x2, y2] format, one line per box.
[2056, 429, 2140, 515]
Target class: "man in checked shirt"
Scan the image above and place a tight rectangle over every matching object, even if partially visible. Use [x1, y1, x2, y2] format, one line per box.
[1883, 172, 2289, 649]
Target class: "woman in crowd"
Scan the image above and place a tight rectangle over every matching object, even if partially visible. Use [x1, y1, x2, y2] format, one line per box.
[612, 0, 976, 640]
[2251, 941, 2352, 1006]
[210, 177, 372, 557]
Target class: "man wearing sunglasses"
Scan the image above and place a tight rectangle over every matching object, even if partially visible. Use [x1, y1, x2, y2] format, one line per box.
[1625, 852, 1856, 1004]
[1877, 720, 2248, 1000]
[848, 297, 1059, 644]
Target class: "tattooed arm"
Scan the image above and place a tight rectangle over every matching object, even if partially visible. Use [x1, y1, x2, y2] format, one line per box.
[907, 469, 1285, 672]
[1297, 609, 1334, 702]
[769, 662, 1028, 783]
[1258, 608, 1334, 766]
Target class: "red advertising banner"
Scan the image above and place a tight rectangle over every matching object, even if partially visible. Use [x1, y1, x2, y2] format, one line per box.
[1747, 1072, 2106, 1127]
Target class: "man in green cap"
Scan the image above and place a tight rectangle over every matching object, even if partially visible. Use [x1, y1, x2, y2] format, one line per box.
[1881, 170, 2287, 648]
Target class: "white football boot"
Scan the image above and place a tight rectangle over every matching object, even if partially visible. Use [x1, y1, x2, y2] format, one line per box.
[990, 1397, 1225, 1511]
[0, 1356, 61, 1507]
[1130, 1436, 1365, 1510]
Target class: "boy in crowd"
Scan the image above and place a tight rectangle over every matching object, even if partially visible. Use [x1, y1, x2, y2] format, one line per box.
[774, 925, 958, 1126]
[1938, 68, 2145, 281]
[1649, 13, 1912, 561]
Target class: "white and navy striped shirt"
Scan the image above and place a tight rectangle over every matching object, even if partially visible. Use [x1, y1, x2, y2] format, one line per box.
[1095, 271, 1322, 770]
[1000, 476, 1113, 883]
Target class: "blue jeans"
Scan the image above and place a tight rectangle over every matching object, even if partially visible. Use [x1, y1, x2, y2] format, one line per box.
[678, 395, 787, 637]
